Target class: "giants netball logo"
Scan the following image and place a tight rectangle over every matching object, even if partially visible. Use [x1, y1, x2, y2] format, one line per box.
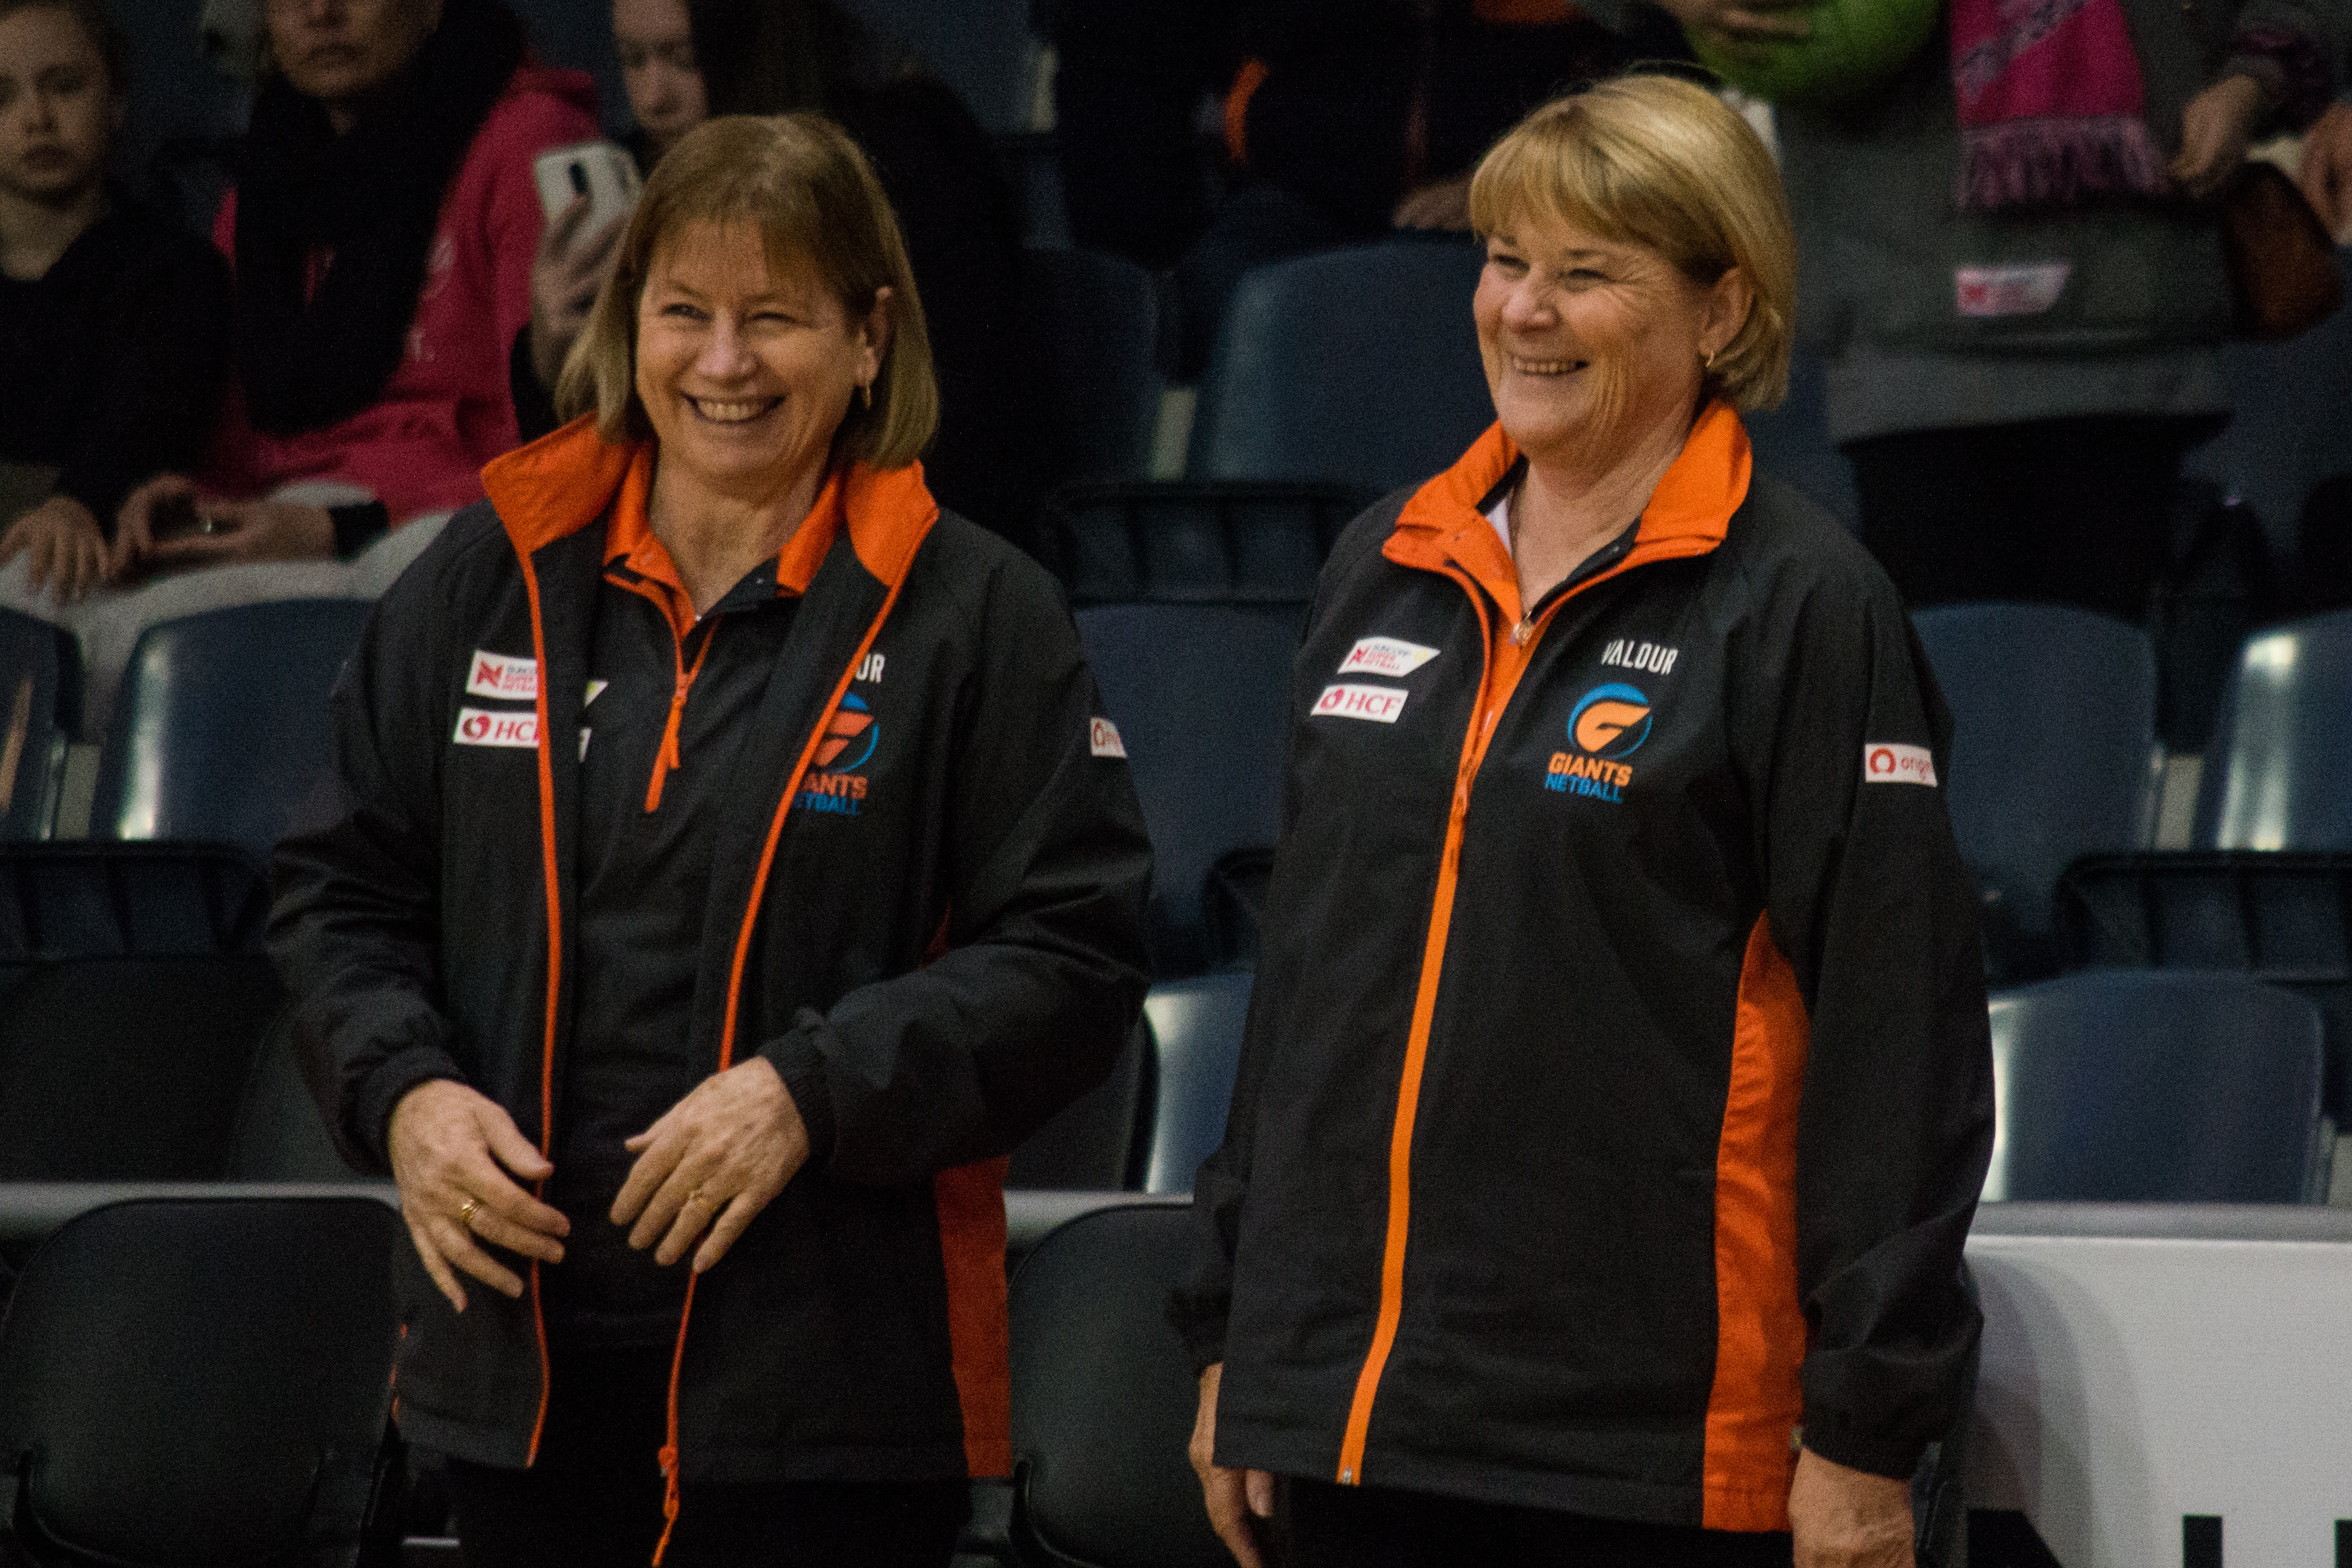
[1547, 683, 1651, 804]
[800, 694, 877, 816]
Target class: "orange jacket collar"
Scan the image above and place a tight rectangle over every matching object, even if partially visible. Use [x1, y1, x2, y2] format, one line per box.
[1385, 401, 1753, 615]
[481, 415, 941, 590]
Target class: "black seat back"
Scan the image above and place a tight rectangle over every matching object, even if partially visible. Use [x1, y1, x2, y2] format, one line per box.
[0, 1196, 402, 1568]
[1010, 1202, 1229, 1568]
[0, 955, 283, 1180]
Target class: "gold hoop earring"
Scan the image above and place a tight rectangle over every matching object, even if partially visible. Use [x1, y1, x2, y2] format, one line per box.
[1702, 349, 1717, 372]
[860, 382, 873, 411]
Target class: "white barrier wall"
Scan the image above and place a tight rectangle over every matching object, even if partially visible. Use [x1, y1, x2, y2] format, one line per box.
[1966, 1206, 2352, 1567]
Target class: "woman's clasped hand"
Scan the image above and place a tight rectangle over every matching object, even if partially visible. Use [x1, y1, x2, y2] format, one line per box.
[389, 1057, 811, 1313]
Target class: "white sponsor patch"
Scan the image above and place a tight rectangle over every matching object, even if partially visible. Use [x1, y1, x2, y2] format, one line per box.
[1955, 262, 2069, 318]
[1338, 637, 1440, 678]
[453, 707, 541, 749]
[1863, 743, 1938, 786]
[585, 680, 608, 707]
[856, 651, 886, 684]
[1313, 683, 1408, 724]
[1089, 717, 1126, 759]
[465, 650, 539, 700]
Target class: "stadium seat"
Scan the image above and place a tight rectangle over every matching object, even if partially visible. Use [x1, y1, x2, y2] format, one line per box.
[2055, 850, 2352, 1118]
[0, 1196, 403, 1567]
[1008, 1020, 1152, 1191]
[229, 1017, 362, 1182]
[1008, 1202, 1230, 1568]
[0, 607, 80, 840]
[0, 841, 268, 1001]
[2185, 249, 2352, 545]
[1912, 605, 2158, 979]
[1040, 482, 1368, 606]
[90, 600, 373, 862]
[0, 956, 283, 1181]
[1742, 347, 1862, 532]
[1022, 250, 1168, 494]
[1141, 973, 1252, 1195]
[2193, 609, 2352, 850]
[1075, 604, 1299, 973]
[838, 0, 1041, 132]
[1188, 238, 1493, 495]
[1983, 970, 2329, 1203]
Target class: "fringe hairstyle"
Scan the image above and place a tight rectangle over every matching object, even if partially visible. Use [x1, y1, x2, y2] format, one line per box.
[556, 112, 938, 467]
[1469, 75, 1796, 412]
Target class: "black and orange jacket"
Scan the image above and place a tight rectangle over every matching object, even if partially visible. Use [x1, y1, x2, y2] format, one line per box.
[271, 419, 1151, 1519]
[1170, 405, 1993, 1532]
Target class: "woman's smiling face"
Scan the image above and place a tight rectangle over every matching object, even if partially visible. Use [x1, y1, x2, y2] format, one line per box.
[1473, 206, 1725, 470]
[633, 219, 886, 497]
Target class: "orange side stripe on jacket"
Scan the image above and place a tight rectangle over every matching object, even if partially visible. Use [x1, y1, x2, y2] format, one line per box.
[1702, 916, 1811, 1531]
[936, 1157, 1014, 1477]
[517, 550, 563, 1469]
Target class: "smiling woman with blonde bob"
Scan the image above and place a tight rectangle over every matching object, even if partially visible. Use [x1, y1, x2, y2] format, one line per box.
[274, 112, 1150, 1568]
[1175, 76, 1993, 1568]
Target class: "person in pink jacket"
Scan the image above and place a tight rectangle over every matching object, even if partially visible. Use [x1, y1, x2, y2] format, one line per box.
[109, 0, 597, 575]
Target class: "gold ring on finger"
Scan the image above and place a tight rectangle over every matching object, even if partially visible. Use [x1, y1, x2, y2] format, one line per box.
[458, 1197, 481, 1228]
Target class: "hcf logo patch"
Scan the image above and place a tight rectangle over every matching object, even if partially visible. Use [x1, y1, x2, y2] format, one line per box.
[1547, 683, 1651, 804]
[799, 693, 877, 815]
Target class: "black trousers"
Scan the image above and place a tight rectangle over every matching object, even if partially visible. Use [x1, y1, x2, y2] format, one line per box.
[1845, 413, 2222, 623]
[1279, 1479, 1796, 1568]
[441, 1348, 968, 1568]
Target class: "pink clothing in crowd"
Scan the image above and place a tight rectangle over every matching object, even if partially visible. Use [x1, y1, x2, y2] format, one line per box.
[202, 63, 598, 525]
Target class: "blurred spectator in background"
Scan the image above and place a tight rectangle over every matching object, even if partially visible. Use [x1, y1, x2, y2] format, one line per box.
[0, 0, 231, 605]
[1045, 0, 1645, 376]
[2301, 97, 2352, 237]
[1654, 0, 2339, 622]
[519, 0, 1035, 542]
[105, 0, 597, 577]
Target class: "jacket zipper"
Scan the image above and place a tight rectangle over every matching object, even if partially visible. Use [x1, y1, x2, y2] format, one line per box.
[1332, 534, 1700, 1486]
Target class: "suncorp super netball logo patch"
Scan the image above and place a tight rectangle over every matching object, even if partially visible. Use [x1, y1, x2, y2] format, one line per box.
[799, 693, 877, 815]
[1546, 683, 1651, 804]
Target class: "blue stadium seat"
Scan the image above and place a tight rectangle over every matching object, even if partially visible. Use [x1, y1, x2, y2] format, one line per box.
[1141, 972, 1253, 1194]
[1075, 604, 1299, 973]
[1023, 249, 1167, 493]
[2185, 249, 2352, 546]
[0, 607, 80, 840]
[2194, 609, 2352, 850]
[90, 600, 373, 863]
[1913, 605, 2157, 979]
[1041, 482, 1367, 607]
[1009, 1203, 1231, 1568]
[1742, 347, 1861, 532]
[1188, 238, 1493, 494]
[0, 1196, 403, 1567]
[1984, 970, 2329, 1203]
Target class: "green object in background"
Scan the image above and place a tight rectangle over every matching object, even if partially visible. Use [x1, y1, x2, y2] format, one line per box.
[1688, 0, 1942, 109]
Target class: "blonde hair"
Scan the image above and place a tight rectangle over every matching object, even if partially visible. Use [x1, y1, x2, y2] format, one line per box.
[556, 113, 938, 468]
[1468, 75, 1795, 412]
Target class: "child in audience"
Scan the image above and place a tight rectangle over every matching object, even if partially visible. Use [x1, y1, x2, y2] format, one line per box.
[0, 0, 231, 606]
[105, 0, 597, 578]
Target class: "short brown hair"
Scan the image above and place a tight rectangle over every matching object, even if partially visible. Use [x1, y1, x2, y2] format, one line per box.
[556, 113, 938, 468]
[0, 0, 127, 93]
[1468, 75, 1796, 411]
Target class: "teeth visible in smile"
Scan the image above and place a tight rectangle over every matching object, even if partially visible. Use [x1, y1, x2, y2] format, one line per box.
[1512, 357, 1588, 375]
[690, 397, 772, 423]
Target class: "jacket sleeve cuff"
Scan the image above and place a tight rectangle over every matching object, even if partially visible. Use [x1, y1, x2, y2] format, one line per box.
[1799, 1414, 1929, 1482]
[759, 1030, 838, 1170]
[359, 1049, 469, 1174]
[1166, 1292, 1230, 1376]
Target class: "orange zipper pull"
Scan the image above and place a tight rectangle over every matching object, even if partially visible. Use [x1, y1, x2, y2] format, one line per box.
[1510, 616, 1534, 646]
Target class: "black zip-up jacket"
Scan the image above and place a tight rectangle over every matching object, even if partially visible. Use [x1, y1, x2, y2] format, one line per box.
[272, 420, 1151, 1508]
[1171, 407, 1993, 1532]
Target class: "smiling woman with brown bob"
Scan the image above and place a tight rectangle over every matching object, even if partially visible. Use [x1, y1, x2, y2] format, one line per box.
[273, 112, 1150, 1568]
[1173, 76, 1993, 1568]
